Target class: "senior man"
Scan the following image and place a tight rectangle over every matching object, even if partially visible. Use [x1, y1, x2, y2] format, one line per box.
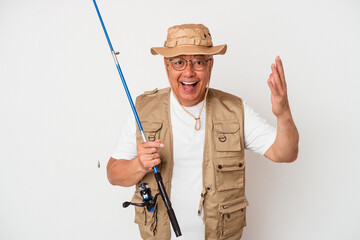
[107, 24, 299, 240]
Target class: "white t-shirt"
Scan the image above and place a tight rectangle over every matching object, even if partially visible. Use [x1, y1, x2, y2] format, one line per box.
[112, 91, 276, 239]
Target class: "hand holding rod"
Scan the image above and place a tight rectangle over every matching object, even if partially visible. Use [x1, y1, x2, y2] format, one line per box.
[92, 0, 181, 237]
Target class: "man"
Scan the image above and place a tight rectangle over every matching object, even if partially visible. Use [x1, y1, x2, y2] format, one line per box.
[107, 24, 299, 240]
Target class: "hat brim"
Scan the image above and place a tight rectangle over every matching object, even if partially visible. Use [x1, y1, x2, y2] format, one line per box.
[150, 44, 227, 58]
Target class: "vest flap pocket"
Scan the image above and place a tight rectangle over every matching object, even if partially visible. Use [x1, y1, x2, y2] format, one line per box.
[214, 158, 245, 172]
[219, 197, 248, 238]
[213, 120, 241, 152]
[142, 121, 163, 142]
[213, 158, 245, 191]
[213, 121, 240, 134]
[219, 196, 248, 215]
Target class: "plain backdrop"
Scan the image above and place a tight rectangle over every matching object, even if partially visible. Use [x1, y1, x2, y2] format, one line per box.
[1, 0, 359, 239]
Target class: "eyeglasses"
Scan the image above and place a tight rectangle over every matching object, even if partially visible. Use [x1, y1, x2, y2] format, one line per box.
[168, 57, 212, 71]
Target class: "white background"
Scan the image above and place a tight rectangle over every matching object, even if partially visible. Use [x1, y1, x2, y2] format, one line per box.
[1, 0, 359, 239]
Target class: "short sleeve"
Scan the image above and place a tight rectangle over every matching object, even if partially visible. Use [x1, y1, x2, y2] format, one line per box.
[243, 101, 276, 155]
[111, 114, 137, 160]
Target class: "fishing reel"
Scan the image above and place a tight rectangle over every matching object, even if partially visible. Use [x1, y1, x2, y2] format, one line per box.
[123, 183, 159, 212]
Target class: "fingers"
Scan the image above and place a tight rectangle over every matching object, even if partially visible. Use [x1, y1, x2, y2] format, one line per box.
[139, 157, 161, 173]
[267, 56, 291, 118]
[137, 140, 164, 172]
[268, 69, 284, 98]
[139, 147, 161, 155]
[137, 140, 164, 154]
[275, 56, 287, 90]
[267, 73, 280, 96]
[268, 56, 289, 97]
[271, 63, 284, 95]
[137, 140, 164, 149]
[148, 152, 160, 161]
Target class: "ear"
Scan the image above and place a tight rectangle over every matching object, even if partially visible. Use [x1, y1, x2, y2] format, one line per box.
[164, 57, 170, 78]
[209, 57, 214, 71]
[208, 57, 214, 79]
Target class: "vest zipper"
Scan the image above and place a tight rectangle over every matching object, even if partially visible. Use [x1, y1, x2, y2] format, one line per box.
[220, 199, 247, 215]
[221, 198, 247, 210]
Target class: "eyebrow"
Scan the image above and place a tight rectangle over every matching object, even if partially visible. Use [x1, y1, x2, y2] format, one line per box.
[179, 55, 206, 58]
[170, 56, 208, 60]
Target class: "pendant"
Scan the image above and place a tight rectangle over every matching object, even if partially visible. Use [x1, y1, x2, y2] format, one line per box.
[195, 118, 201, 130]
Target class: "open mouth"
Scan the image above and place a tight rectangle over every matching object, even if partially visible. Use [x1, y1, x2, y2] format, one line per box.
[181, 81, 198, 87]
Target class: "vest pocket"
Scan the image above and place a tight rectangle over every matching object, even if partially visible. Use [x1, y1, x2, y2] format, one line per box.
[133, 191, 158, 237]
[218, 196, 248, 239]
[141, 121, 163, 142]
[213, 157, 245, 191]
[213, 120, 241, 152]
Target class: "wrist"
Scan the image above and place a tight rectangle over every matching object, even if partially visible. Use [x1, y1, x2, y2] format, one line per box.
[276, 110, 293, 122]
[276, 112, 297, 131]
[134, 157, 148, 174]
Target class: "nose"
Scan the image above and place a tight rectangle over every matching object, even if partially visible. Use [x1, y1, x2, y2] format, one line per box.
[182, 60, 195, 77]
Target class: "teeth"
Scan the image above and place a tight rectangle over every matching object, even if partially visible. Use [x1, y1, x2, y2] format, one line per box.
[182, 81, 197, 85]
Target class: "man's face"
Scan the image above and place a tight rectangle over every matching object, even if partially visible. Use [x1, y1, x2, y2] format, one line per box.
[164, 55, 213, 107]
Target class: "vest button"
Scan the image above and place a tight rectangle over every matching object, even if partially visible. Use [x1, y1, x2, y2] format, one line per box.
[218, 165, 223, 169]
[207, 186, 211, 191]
[239, 163, 243, 167]
[227, 213, 231, 218]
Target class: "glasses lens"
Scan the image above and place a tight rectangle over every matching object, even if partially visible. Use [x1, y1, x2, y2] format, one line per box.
[169, 58, 211, 71]
[192, 59, 206, 71]
[170, 58, 185, 71]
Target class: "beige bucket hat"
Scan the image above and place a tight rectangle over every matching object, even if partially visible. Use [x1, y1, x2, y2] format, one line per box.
[150, 24, 227, 58]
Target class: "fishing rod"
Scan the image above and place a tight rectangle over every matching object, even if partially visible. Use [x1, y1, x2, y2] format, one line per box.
[92, 0, 181, 237]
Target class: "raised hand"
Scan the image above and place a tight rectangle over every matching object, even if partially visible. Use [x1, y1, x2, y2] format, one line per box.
[265, 56, 299, 163]
[267, 56, 291, 119]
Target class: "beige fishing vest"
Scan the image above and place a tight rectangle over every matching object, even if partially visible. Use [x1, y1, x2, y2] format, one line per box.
[132, 88, 248, 240]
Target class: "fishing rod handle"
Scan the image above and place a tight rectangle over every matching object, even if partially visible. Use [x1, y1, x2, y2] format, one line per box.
[155, 172, 182, 237]
[168, 208, 182, 237]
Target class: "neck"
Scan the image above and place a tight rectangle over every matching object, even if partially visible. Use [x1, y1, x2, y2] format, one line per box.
[170, 86, 210, 131]
[172, 90, 208, 107]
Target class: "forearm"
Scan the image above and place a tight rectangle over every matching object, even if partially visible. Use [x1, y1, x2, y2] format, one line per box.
[265, 56, 299, 162]
[265, 113, 299, 162]
[106, 157, 147, 187]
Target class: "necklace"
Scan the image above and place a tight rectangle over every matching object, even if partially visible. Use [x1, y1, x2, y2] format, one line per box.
[172, 85, 209, 131]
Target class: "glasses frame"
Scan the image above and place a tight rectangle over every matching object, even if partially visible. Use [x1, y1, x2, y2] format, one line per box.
[168, 57, 213, 71]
